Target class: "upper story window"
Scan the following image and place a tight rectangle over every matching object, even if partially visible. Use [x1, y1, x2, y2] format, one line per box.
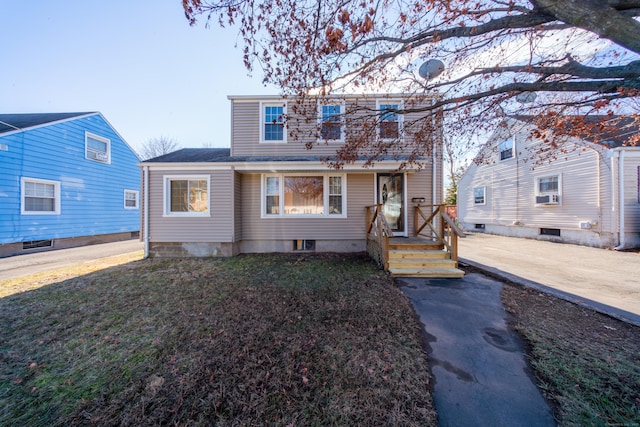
[498, 136, 514, 160]
[473, 186, 486, 205]
[377, 101, 403, 140]
[262, 173, 346, 217]
[319, 103, 344, 141]
[21, 177, 61, 215]
[163, 175, 210, 216]
[85, 132, 111, 163]
[124, 190, 139, 209]
[261, 102, 287, 143]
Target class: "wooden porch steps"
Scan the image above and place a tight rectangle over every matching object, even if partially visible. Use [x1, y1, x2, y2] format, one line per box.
[388, 240, 465, 279]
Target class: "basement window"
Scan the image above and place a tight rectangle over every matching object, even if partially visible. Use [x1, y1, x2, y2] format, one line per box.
[474, 224, 485, 230]
[23, 240, 53, 250]
[294, 240, 316, 251]
[540, 228, 561, 237]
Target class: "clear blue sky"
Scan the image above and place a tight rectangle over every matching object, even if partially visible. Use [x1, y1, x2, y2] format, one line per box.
[1, 1, 276, 153]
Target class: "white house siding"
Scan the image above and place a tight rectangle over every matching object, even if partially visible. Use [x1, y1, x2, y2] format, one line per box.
[621, 153, 640, 247]
[238, 172, 374, 252]
[458, 123, 621, 248]
[147, 168, 236, 256]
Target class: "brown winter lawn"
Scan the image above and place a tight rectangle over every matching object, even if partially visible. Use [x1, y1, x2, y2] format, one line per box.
[1, 253, 639, 426]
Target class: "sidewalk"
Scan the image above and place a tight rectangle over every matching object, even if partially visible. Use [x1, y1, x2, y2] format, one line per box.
[458, 232, 640, 326]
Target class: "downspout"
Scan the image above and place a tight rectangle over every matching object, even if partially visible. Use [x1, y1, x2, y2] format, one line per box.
[615, 150, 626, 250]
[143, 165, 150, 258]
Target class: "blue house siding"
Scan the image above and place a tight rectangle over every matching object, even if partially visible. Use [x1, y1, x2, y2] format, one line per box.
[0, 113, 140, 246]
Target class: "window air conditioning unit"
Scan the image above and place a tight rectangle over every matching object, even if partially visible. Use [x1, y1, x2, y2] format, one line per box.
[536, 194, 559, 205]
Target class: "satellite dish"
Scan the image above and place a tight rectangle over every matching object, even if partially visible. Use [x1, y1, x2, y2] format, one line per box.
[515, 92, 537, 103]
[418, 59, 445, 81]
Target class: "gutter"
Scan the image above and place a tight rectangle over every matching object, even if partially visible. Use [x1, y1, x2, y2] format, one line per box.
[143, 166, 150, 258]
[611, 147, 640, 250]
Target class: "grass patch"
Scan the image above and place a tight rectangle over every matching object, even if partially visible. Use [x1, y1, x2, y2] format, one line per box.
[502, 284, 640, 426]
[0, 251, 144, 298]
[0, 253, 436, 426]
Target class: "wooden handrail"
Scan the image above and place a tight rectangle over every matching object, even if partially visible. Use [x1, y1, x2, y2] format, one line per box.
[365, 204, 393, 271]
[414, 204, 465, 265]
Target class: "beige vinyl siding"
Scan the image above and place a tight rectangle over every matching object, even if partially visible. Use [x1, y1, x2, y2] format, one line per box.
[239, 172, 374, 241]
[147, 169, 235, 242]
[233, 171, 242, 241]
[230, 97, 440, 159]
[406, 169, 436, 236]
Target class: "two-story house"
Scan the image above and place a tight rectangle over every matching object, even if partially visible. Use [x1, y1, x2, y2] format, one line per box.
[457, 116, 640, 249]
[0, 112, 141, 257]
[139, 94, 447, 260]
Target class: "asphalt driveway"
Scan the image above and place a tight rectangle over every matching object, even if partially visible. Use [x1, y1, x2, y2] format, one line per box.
[0, 240, 144, 282]
[458, 232, 640, 326]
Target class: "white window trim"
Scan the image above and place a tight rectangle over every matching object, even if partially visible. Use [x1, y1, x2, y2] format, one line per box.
[163, 175, 211, 217]
[498, 135, 514, 161]
[260, 100, 287, 143]
[376, 99, 404, 141]
[473, 186, 486, 205]
[85, 132, 111, 164]
[124, 189, 139, 209]
[21, 177, 61, 215]
[535, 173, 562, 206]
[261, 173, 347, 218]
[317, 101, 346, 143]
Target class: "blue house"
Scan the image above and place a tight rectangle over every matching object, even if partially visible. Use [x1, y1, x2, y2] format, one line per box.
[0, 112, 141, 257]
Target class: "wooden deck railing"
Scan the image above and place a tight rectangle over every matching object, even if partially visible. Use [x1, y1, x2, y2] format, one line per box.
[414, 204, 466, 265]
[365, 204, 394, 270]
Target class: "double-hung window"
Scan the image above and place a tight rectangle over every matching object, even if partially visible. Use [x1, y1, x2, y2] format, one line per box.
[21, 177, 60, 215]
[85, 132, 111, 163]
[377, 100, 402, 140]
[263, 174, 346, 217]
[319, 103, 344, 141]
[537, 175, 559, 194]
[124, 190, 139, 209]
[164, 176, 210, 216]
[473, 186, 486, 205]
[261, 102, 286, 142]
[498, 136, 514, 160]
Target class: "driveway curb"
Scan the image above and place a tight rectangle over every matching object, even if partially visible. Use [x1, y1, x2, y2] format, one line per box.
[459, 257, 640, 328]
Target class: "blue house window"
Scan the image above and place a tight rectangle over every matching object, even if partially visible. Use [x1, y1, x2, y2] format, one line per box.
[124, 190, 139, 209]
[261, 102, 286, 142]
[21, 177, 61, 215]
[85, 132, 111, 163]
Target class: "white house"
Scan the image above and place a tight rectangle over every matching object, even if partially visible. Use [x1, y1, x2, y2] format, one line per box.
[457, 116, 640, 249]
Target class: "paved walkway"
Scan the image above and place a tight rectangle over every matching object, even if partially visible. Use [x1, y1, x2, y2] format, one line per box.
[398, 274, 557, 427]
[458, 232, 640, 326]
[0, 240, 144, 282]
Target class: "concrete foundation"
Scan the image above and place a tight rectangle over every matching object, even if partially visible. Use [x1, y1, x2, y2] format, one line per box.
[147, 239, 366, 258]
[460, 223, 618, 249]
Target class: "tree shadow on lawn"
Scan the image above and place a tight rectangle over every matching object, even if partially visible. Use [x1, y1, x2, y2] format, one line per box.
[0, 253, 437, 427]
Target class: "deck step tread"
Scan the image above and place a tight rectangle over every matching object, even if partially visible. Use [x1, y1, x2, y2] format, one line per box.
[388, 250, 448, 259]
[390, 267, 465, 278]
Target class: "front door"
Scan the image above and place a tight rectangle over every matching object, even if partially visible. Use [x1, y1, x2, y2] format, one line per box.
[377, 173, 406, 236]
